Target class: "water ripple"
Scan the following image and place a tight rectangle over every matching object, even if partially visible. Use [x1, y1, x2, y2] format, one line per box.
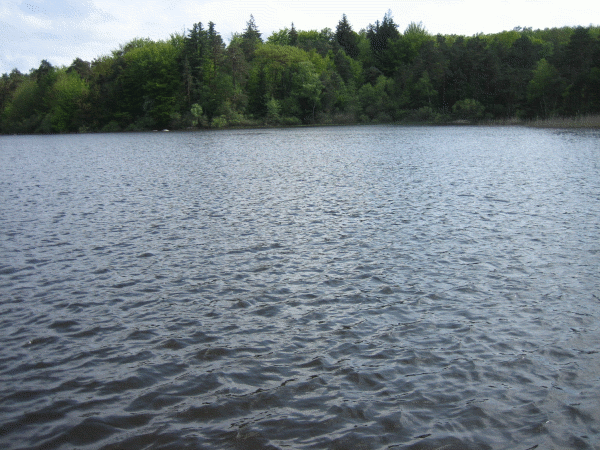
[0, 127, 599, 449]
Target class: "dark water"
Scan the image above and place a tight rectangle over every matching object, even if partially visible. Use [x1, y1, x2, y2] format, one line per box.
[0, 126, 599, 450]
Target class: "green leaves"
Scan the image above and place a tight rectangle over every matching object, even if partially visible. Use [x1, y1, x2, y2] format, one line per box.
[49, 69, 90, 132]
[527, 58, 562, 117]
[452, 98, 485, 120]
[1, 77, 39, 132]
[2, 17, 599, 133]
[118, 39, 182, 128]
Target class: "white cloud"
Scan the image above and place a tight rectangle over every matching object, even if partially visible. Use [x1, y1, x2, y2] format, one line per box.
[19, 13, 53, 30]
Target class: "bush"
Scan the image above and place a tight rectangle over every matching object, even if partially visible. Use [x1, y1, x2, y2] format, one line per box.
[169, 112, 183, 130]
[331, 112, 358, 124]
[124, 116, 155, 132]
[211, 115, 228, 128]
[452, 99, 485, 121]
[372, 112, 393, 123]
[280, 116, 302, 126]
[101, 121, 121, 132]
[412, 106, 434, 121]
[35, 114, 53, 133]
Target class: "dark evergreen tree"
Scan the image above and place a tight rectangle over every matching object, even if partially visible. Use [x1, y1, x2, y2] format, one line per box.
[241, 15, 263, 61]
[203, 22, 228, 119]
[366, 11, 400, 75]
[289, 23, 298, 46]
[367, 11, 400, 57]
[335, 14, 359, 59]
[183, 22, 208, 92]
[207, 22, 225, 81]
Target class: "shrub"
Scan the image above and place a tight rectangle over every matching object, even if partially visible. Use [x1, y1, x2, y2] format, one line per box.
[280, 116, 302, 126]
[211, 115, 228, 128]
[101, 121, 121, 132]
[452, 99, 485, 121]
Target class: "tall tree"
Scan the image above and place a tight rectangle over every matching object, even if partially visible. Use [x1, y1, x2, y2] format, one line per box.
[182, 22, 209, 103]
[291, 61, 323, 123]
[47, 68, 90, 132]
[527, 58, 563, 117]
[366, 10, 400, 74]
[241, 15, 263, 61]
[116, 39, 183, 129]
[498, 34, 541, 116]
[33, 59, 57, 117]
[558, 26, 598, 114]
[207, 22, 225, 81]
[1, 76, 39, 133]
[367, 11, 400, 56]
[289, 23, 299, 46]
[0, 69, 24, 121]
[335, 14, 359, 59]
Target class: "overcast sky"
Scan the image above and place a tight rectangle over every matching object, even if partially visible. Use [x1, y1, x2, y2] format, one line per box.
[1, 0, 598, 75]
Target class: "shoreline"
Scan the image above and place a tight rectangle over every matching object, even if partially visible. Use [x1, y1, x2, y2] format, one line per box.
[3, 114, 600, 136]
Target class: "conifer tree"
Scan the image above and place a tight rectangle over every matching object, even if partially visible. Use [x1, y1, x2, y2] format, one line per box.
[289, 23, 298, 46]
[241, 15, 263, 61]
[335, 14, 359, 58]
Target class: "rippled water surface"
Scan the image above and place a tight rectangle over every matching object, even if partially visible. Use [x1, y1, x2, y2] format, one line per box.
[1, 126, 599, 450]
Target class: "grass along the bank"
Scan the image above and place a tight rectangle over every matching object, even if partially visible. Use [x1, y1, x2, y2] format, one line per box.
[526, 114, 600, 128]
[480, 115, 600, 128]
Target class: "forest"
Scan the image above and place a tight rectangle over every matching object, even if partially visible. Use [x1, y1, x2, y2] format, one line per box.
[1, 12, 599, 134]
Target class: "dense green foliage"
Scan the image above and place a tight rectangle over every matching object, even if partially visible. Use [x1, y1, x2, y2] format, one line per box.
[1, 14, 599, 133]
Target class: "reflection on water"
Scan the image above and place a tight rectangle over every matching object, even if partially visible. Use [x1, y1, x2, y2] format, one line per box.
[0, 126, 599, 450]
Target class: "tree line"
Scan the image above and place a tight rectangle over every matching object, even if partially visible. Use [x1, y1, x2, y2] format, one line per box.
[1, 13, 599, 133]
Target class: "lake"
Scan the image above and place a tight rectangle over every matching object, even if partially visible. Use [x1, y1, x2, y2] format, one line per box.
[0, 125, 599, 450]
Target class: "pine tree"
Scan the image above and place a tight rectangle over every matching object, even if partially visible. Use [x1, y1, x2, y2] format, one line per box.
[335, 14, 359, 58]
[289, 23, 298, 46]
[241, 15, 263, 61]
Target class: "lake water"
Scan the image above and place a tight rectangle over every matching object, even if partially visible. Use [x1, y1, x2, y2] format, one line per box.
[0, 125, 599, 450]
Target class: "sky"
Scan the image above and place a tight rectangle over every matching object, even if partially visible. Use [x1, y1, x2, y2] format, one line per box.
[1, 0, 598, 75]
